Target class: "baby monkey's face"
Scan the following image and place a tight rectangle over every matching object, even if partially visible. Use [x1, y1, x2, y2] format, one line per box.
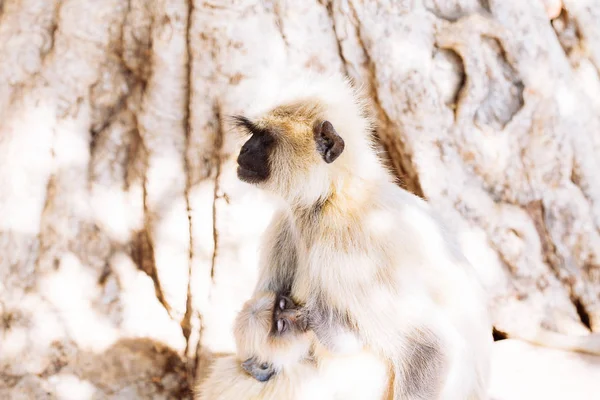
[240, 293, 311, 382]
[271, 294, 309, 337]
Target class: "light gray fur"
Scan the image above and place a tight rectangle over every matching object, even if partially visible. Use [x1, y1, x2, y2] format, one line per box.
[238, 73, 492, 399]
[255, 212, 447, 399]
[254, 209, 358, 350]
[306, 292, 363, 354]
[396, 328, 446, 400]
[254, 209, 298, 296]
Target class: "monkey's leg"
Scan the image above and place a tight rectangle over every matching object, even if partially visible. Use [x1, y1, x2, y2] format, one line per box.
[393, 328, 446, 400]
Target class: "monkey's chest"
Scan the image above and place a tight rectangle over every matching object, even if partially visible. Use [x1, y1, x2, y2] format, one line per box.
[291, 247, 389, 306]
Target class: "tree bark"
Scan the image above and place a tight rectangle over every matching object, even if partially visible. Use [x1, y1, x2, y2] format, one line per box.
[1, 0, 599, 398]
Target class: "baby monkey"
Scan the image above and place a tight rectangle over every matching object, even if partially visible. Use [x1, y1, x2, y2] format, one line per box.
[195, 292, 319, 400]
[195, 292, 390, 400]
[236, 292, 311, 383]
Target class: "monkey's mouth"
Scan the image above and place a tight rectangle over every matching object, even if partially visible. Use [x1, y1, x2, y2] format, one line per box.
[237, 165, 266, 184]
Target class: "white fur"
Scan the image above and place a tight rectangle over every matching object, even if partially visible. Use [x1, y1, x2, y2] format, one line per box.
[196, 350, 390, 400]
[196, 355, 330, 400]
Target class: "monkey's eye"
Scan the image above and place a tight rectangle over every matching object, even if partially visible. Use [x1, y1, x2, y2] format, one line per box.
[277, 319, 287, 334]
[279, 298, 286, 310]
[260, 363, 269, 370]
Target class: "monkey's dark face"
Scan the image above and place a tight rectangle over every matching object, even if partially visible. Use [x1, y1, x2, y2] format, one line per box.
[233, 111, 345, 202]
[234, 116, 276, 184]
[271, 294, 308, 337]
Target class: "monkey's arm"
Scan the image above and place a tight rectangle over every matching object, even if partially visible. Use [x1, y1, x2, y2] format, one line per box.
[241, 211, 299, 383]
[308, 298, 364, 355]
[254, 209, 298, 295]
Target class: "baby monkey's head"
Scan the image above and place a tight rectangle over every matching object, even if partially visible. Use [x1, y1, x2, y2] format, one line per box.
[234, 291, 311, 381]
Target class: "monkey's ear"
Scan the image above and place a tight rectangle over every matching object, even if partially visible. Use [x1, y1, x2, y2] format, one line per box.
[314, 120, 345, 164]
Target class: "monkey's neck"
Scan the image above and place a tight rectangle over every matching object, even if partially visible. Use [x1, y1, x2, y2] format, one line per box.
[291, 167, 388, 240]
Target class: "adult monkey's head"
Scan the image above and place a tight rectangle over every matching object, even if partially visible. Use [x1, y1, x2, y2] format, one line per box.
[232, 73, 375, 206]
[233, 103, 345, 204]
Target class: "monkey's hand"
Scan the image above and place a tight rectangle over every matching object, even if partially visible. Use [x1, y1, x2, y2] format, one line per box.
[241, 357, 276, 382]
[307, 307, 364, 355]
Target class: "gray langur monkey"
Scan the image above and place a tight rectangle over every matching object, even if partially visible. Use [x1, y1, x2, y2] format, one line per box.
[232, 71, 600, 399]
[195, 291, 391, 400]
[233, 72, 492, 399]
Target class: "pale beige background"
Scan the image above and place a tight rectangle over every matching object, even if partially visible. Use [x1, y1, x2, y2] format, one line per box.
[1, 0, 599, 398]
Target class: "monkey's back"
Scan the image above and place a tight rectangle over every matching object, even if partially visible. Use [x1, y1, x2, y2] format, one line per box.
[195, 355, 334, 400]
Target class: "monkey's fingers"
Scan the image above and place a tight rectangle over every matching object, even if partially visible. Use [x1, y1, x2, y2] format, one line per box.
[241, 357, 277, 382]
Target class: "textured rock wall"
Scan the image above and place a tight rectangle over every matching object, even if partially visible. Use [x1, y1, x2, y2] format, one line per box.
[1, 0, 599, 398]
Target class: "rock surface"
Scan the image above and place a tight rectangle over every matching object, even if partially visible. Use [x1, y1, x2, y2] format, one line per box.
[490, 339, 600, 400]
[1, 0, 600, 398]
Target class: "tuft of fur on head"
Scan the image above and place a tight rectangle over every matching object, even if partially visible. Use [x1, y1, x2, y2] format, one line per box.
[232, 71, 391, 207]
[233, 291, 313, 371]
